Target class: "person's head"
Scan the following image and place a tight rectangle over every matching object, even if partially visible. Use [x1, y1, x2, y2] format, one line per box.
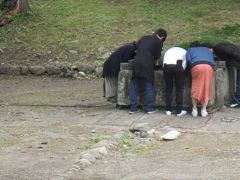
[155, 28, 167, 42]
[190, 41, 201, 47]
[132, 40, 138, 49]
[190, 41, 213, 48]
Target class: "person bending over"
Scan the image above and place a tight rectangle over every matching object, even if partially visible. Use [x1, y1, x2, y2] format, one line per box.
[186, 42, 215, 117]
[129, 28, 167, 114]
[213, 42, 240, 108]
[103, 41, 137, 106]
[163, 46, 187, 117]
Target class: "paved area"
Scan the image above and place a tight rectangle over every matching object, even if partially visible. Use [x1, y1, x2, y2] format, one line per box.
[0, 75, 240, 179]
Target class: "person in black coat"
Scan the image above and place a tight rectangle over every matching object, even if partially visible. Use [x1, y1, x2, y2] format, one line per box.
[213, 42, 240, 107]
[103, 42, 137, 105]
[129, 28, 167, 113]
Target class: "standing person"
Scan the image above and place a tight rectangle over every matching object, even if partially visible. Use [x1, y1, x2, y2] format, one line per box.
[186, 42, 215, 117]
[129, 28, 167, 114]
[163, 46, 187, 117]
[103, 42, 137, 106]
[213, 42, 240, 108]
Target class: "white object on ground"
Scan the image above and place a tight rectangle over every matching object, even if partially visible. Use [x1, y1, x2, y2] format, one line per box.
[165, 111, 172, 116]
[161, 130, 181, 140]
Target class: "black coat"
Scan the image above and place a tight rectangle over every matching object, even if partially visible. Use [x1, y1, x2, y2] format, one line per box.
[214, 42, 240, 69]
[133, 34, 163, 82]
[103, 43, 136, 77]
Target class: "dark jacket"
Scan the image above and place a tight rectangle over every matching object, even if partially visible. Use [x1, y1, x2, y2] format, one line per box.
[133, 34, 163, 82]
[186, 47, 215, 69]
[103, 43, 136, 77]
[213, 42, 240, 69]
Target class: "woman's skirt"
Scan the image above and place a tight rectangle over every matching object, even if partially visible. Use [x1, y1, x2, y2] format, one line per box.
[191, 64, 214, 105]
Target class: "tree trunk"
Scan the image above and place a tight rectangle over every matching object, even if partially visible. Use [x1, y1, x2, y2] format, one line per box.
[18, 0, 29, 12]
[0, 0, 30, 26]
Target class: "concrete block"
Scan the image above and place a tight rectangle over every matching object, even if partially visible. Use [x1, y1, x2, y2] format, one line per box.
[117, 61, 232, 108]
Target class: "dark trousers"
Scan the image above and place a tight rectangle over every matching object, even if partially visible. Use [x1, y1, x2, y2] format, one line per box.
[163, 63, 185, 114]
[129, 77, 154, 112]
[233, 69, 240, 104]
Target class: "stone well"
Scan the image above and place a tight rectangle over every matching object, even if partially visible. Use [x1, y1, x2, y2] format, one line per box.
[117, 61, 236, 109]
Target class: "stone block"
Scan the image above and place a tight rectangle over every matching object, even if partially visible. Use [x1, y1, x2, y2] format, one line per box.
[46, 66, 62, 75]
[0, 64, 10, 74]
[20, 66, 29, 75]
[117, 61, 231, 108]
[8, 66, 21, 75]
[29, 66, 46, 75]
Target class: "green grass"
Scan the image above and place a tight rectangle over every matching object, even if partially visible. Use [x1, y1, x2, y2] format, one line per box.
[0, 0, 239, 65]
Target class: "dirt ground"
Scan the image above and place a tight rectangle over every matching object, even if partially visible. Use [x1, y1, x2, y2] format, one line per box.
[1, 75, 240, 180]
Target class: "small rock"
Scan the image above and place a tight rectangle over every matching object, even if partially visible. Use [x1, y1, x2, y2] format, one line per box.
[72, 165, 80, 171]
[130, 123, 152, 133]
[80, 153, 96, 163]
[147, 129, 155, 136]
[0, 64, 10, 74]
[95, 67, 103, 77]
[69, 50, 78, 54]
[88, 149, 101, 159]
[29, 66, 46, 75]
[46, 66, 62, 75]
[64, 71, 74, 78]
[78, 71, 86, 77]
[71, 65, 78, 70]
[97, 147, 108, 156]
[78, 65, 95, 73]
[140, 132, 148, 138]
[91, 129, 96, 133]
[92, 140, 110, 149]
[154, 132, 163, 141]
[20, 66, 29, 75]
[8, 66, 21, 75]
[41, 142, 48, 145]
[161, 130, 181, 141]
[78, 159, 91, 168]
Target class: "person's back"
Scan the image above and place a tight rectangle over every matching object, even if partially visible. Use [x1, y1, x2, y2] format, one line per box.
[163, 47, 187, 69]
[213, 42, 240, 69]
[186, 43, 215, 117]
[133, 34, 163, 83]
[103, 43, 136, 77]
[186, 47, 215, 69]
[213, 42, 240, 108]
[129, 28, 167, 114]
[103, 42, 137, 106]
[163, 47, 187, 117]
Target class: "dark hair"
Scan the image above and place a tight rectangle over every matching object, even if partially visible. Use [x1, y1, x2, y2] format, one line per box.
[132, 40, 138, 49]
[213, 42, 240, 62]
[190, 41, 213, 48]
[190, 41, 201, 47]
[155, 28, 167, 42]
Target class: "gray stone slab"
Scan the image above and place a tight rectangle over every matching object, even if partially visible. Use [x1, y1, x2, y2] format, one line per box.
[96, 109, 144, 126]
[205, 107, 240, 133]
[166, 114, 210, 130]
[130, 111, 168, 127]
[131, 111, 210, 130]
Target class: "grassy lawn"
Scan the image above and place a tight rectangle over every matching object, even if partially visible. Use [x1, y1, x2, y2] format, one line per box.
[0, 0, 239, 66]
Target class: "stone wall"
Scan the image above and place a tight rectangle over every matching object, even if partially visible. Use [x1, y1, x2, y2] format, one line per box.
[0, 64, 103, 78]
[117, 61, 236, 108]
